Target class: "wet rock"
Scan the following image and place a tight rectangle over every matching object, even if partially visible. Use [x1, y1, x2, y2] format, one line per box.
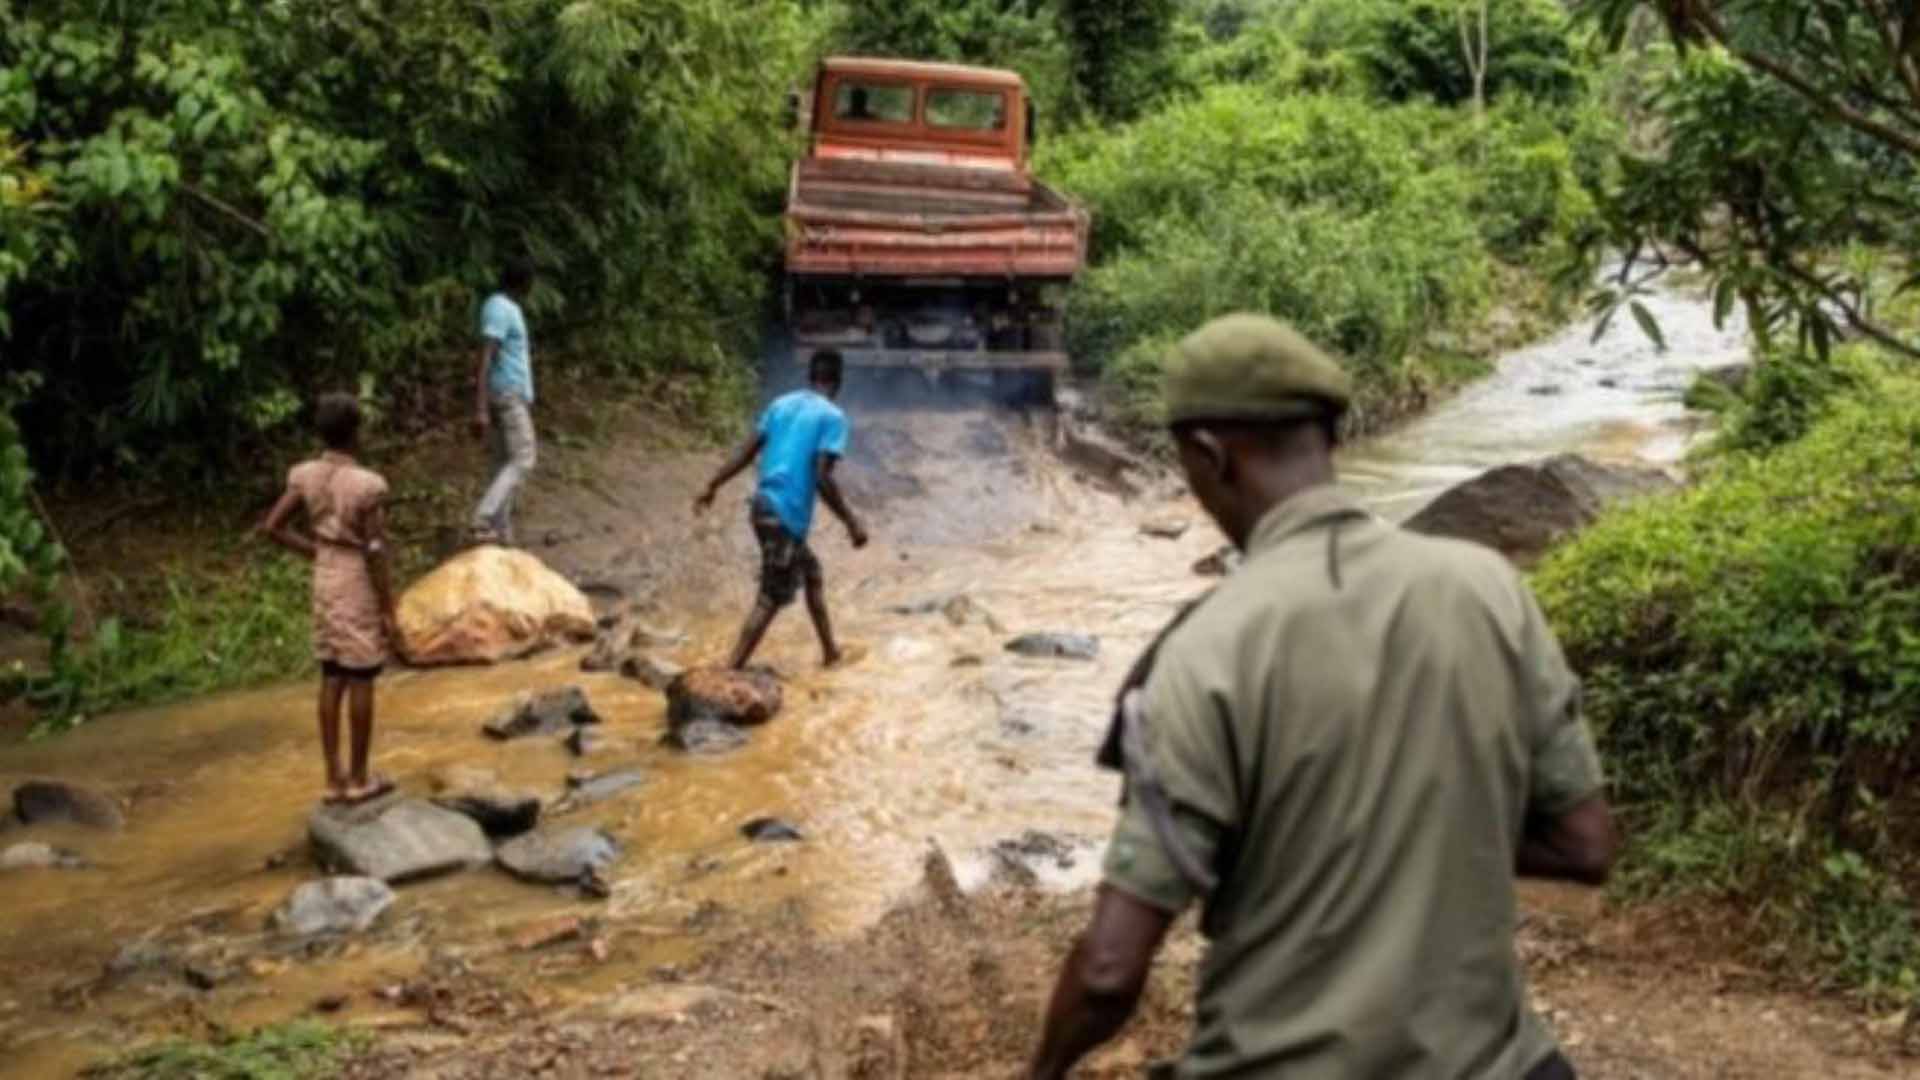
[0, 842, 88, 871]
[429, 770, 541, 840]
[554, 768, 646, 813]
[182, 963, 224, 991]
[1193, 546, 1242, 577]
[496, 826, 621, 885]
[665, 720, 751, 756]
[1404, 454, 1677, 567]
[994, 830, 1079, 871]
[742, 818, 803, 844]
[14, 779, 124, 830]
[1005, 632, 1100, 661]
[565, 727, 610, 757]
[396, 546, 597, 666]
[942, 595, 1004, 633]
[483, 686, 601, 740]
[1528, 384, 1564, 397]
[307, 798, 492, 884]
[1141, 519, 1191, 540]
[622, 653, 686, 692]
[1597, 377, 1622, 389]
[511, 914, 590, 951]
[270, 877, 396, 936]
[668, 668, 783, 729]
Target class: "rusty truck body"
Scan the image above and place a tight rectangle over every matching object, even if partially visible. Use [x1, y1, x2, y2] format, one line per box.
[783, 57, 1090, 388]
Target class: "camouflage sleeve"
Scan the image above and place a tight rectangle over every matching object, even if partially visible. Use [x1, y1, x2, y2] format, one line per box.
[1099, 652, 1236, 914]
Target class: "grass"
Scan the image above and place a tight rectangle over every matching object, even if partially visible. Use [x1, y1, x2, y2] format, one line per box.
[86, 1023, 362, 1080]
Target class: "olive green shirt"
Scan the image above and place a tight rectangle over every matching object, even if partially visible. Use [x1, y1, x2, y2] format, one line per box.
[1104, 485, 1603, 1080]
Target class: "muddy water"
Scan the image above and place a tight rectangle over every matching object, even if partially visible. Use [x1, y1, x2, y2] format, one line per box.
[0, 281, 1747, 1076]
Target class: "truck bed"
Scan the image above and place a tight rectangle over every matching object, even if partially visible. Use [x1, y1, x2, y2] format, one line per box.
[785, 157, 1088, 280]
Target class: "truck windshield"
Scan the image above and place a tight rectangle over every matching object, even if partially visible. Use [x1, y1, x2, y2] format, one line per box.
[834, 82, 914, 124]
[926, 88, 1007, 131]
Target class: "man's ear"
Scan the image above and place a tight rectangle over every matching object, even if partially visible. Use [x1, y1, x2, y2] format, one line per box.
[1187, 427, 1233, 484]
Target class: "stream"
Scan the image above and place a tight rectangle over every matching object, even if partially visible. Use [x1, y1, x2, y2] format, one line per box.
[0, 281, 1749, 1076]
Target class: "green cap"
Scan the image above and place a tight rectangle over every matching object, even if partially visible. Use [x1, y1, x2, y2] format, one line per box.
[1163, 314, 1352, 426]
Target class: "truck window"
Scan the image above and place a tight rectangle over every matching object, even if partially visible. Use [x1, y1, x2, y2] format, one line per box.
[834, 82, 914, 124]
[926, 88, 1007, 131]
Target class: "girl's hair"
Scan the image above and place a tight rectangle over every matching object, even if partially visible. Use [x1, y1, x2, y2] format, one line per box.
[315, 392, 362, 450]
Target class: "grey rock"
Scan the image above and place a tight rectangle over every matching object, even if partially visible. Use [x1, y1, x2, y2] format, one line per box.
[270, 877, 396, 936]
[307, 798, 492, 884]
[565, 727, 610, 757]
[1005, 633, 1100, 661]
[1404, 454, 1676, 567]
[1528, 384, 1563, 397]
[622, 653, 687, 692]
[1192, 546, 1241, 577]
[431, 784, 541, 839]
[0, 842, 88, 871]
[665, 720, 751, 756]
[483, 686, 601, 740]
[554, 769, 646, 813]
[497, 826, 622, 884]
[14, 779, 124, 830]
[741, 818, 803, 844]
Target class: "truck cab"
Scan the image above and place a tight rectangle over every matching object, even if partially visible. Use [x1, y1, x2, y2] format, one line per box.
[784, 58, 1090, 389]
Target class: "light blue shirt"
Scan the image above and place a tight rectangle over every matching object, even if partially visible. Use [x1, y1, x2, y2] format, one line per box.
[755, 390, 850, 540]
[480, 292, 533, 403]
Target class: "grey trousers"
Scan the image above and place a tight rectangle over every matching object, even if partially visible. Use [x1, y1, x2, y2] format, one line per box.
[473, 394, 536, 542]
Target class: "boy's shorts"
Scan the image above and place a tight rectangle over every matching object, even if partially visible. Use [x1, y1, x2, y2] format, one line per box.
[751, 496, 822, 609]
[321, 660, 384, 682]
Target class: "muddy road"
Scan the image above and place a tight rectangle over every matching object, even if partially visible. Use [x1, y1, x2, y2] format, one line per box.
[3, 284, 1903, 1078]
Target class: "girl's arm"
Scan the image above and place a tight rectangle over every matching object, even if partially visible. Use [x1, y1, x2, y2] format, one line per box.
[258, 489, 316, 560]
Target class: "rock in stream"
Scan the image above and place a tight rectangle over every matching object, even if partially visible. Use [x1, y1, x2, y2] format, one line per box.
[270, 877, 396, 936]
[13, 779, 125, 830]
[483, 686, 602, 740]
[497, 826, 622, 885]
[1004, 633, 1100, 661]
[308, 797, 492, 884]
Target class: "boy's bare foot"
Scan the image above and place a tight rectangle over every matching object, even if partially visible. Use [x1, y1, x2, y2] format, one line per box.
[341, 775, 396, 806]
[323, 782, 349, 806]
[824, 643, 868, 670]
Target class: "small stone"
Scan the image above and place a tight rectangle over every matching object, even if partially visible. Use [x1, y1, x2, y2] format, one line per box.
[951, 655, 984, 669]
[511, 915, 585, 951]
[1004, 633, 1100, 661]
[565, 727, 608, 757]
[1141, 519, 1191, 540]
[13, 780, 124, 830]
[553, 769, 646, 813]
[741, 818, 804, 844]
[497, 826, 622, 885]
[482, 686, 601, 740]
[182, 964, 222, 991]
[1528, 384, 1563, 396]
[270, 877, 397, 937]
[314, 995, 348, 1014]
[1192, 546, 1241, 577]
[0, 842, 87, 871]
[668, 668, 783, 728]
[664, 720, 749, 756]
[622, 653, 687, 692]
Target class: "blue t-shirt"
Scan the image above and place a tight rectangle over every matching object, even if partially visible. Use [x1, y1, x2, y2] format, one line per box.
[755, 390, 850, 540]
[480, 292, 534, 403]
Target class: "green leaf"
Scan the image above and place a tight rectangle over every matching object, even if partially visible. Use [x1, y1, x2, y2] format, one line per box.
[1713, 277, 1738, 330]
[1629, 300, 1667, 351]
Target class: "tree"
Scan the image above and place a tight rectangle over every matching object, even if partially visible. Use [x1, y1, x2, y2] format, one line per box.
[1459, 0, 1491, 127]
[1058, 0, 1181, 120]
[1578, 0, 1920, 360]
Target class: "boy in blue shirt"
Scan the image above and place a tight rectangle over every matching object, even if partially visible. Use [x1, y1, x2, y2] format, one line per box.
[695, 350, 870, 669]
[471, 260, 537, 545]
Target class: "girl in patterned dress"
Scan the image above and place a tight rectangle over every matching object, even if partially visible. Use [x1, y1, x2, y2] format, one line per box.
[260, 392, 402, 804]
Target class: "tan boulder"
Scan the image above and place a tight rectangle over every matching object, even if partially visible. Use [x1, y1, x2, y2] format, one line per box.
[398, 546, 595, 666]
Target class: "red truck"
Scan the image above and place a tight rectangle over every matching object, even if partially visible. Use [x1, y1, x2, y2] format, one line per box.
[784, 57, 1090, 393]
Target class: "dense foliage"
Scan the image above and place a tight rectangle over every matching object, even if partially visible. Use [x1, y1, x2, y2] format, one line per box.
[0, 0, 820, 481]
[1576, 0, 1920, 361]
[1537, 358, 1920, 996]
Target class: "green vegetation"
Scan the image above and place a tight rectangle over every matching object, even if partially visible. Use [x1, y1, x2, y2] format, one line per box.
[87, 1022, 360, 1080]
[1537, 357, 1920, 998]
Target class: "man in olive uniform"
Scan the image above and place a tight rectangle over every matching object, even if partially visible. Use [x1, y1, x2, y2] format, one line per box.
[1030, 314, 1619, 1080]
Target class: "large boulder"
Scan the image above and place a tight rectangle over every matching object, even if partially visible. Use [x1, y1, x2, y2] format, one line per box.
[270, 877, 396, 936]
[308, 798, 492, 884]
[14, 779, 124, 830]
[668, 668, 783, 729]
[1403, 454, 1675, 566]
[398, 546, 596, 666]
[496, 826, 621, 885]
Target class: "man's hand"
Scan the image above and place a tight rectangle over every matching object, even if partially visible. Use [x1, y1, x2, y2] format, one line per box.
[693, 487, 717, 515]
[849, 520, 870, 549]
[472, 409, 490, 440]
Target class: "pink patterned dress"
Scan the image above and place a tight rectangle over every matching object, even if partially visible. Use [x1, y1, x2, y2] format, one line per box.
[287, 453, 391, 671]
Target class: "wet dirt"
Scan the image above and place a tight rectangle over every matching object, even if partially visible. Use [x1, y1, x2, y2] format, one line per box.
[4, 280, 1893, 1078]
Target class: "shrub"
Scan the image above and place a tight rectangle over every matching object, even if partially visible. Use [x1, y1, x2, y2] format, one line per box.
[1536, 363, 1920, 995]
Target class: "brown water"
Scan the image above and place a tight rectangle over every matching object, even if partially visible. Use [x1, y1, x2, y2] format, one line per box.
[0, 282, 1748, 1076]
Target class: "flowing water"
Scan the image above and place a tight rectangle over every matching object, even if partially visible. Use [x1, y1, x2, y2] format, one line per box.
[0, 282, 1748, 1076]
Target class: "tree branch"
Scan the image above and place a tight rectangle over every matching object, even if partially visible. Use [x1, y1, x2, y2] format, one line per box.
[1777, 260, 1920, 360]
[181, 183, 271, 240]
[1684, 6, 1920, 160]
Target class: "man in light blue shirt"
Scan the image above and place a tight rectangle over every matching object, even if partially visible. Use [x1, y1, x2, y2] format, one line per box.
[471, 260, 537, 545]
[695, 350, 870, 669]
